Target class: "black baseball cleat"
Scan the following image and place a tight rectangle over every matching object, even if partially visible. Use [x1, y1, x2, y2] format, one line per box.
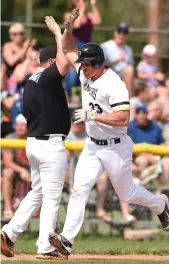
[49, 233, 72, 256]
[157, 194, 169, 230]
[1, 230, 14, 257]
[36, 249, 68, 260]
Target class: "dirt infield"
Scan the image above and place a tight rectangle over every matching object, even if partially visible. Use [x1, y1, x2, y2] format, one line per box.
[1, 253, 169, 261]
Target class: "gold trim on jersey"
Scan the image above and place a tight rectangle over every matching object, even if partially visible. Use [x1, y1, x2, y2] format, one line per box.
[113, 107, 130, 112]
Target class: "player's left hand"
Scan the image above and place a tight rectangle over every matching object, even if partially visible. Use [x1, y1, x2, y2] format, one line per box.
[45, 16, 61, 36]
[64, 8, 80, 32]
[74, 109, 96, 123]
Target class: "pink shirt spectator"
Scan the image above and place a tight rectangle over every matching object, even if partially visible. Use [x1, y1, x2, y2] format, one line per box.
[137, 61, 159, 88]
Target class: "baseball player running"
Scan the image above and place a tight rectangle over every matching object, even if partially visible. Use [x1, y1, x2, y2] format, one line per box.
[49, 9, 169, 257]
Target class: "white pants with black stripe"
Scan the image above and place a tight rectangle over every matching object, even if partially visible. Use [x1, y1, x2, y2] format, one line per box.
[2, 135, 67, 253]
[61, 135, 166, 244]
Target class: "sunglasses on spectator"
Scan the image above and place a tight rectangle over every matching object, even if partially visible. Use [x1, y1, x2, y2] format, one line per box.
[135, 109, 147, 114]
[117, 29, 128, 35]
[11, 32, 24, 36]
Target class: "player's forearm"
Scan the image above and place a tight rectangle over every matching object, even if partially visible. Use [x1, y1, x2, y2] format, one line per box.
[55, 33, 68, 64]
[62, 30, 78, 57]
[95, 112, 129, 127]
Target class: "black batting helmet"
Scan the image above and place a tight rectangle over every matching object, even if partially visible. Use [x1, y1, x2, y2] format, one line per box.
[75, 42, 105, 68]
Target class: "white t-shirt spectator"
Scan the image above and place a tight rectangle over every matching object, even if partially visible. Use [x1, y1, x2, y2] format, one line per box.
[101, 40, 134, 78]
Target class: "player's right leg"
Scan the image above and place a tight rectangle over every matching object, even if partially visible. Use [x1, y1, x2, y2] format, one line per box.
[49, 139, 104, 256]
[101, 135, 169, 230]
[1, 138, 42, 257]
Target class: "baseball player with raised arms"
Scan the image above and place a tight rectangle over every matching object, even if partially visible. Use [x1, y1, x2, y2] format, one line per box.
[49, 9, 169, 257]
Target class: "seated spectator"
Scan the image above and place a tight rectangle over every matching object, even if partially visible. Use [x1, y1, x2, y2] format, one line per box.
[101, 23, 134, 96]
[130, 83, 149, 120]
[148, 100, 164, 128]
[136, 44, 165, 99]
[1, 100, 14, 138]
[9, 49, 39, 126]
[64, 0, 101, 102]
[2, 23, 31, 80]
[8, 48, 39, 96]
[128, 102, 169, 185]
[2, 114, 30, 220]
[157, 77, 169, 144]
[157, 77, 169, 122]
[0, 56, 7, 93]
[148, 100, 169, 145]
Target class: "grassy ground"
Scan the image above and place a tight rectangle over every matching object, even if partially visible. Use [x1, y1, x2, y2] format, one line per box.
[7, 232, 169, 255]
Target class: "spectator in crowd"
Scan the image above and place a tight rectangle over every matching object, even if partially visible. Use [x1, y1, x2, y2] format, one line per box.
[9, 49, 40, 126]
[1, 56, 7, 93]
[2, 114, 30, 220]
[136, 44, 165, 99]
[101, 22, 134, 96]
[130, 83, 149, 120]
[148, 100, 169, 145]
[128, 102, 169, 185]
[157, 77, 169, 144]
[157, 77, 169, 122]
[1, 49, 39, 128]
[64, 0, 101, 102]
[2, 23, 31, 79]
[148, 100, 164, 128]
[66, 116, 87, 142]
[1, 100, 14, 138]
[8, 48, 39, 95]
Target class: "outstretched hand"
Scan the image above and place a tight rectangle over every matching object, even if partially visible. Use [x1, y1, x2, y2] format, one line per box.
[45, 16, 61, 36]
[64, 8, 80, 32]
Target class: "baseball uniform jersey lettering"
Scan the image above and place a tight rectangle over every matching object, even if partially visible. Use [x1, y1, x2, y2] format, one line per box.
[79, 68, 130, 139]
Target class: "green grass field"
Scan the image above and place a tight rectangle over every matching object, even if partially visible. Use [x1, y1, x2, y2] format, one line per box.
[12, 233, 169, 255]
[1, 233, 169, 264]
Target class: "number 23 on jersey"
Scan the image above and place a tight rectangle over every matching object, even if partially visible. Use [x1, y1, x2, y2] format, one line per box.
[89, 102, 102, 113]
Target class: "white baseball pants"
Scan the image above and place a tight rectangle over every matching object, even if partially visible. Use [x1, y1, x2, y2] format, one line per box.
[2, 136, 67, 253]
[61, 135, 165, 244]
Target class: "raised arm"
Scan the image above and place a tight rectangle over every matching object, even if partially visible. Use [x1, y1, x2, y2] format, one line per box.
[88, 0, 102, 25]
[3, 40, 30, 67]
[45, 16, 70, 76]
[62, 9, 80, 65]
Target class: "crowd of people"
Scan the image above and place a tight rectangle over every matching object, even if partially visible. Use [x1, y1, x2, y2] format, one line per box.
[1, 0, 169, 225]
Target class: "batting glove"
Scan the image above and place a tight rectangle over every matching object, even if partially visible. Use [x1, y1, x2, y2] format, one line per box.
[74, 109, 96, 123]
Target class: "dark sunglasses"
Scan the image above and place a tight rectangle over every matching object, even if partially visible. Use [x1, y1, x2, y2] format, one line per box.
[11, 32, 24, 36]
[117, 29, 128, 35]
[135, 109, 147, 114]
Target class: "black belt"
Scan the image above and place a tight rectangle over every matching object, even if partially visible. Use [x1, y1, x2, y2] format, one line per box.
[35, 135, 66, 141]
[89, 136, 121, 145]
